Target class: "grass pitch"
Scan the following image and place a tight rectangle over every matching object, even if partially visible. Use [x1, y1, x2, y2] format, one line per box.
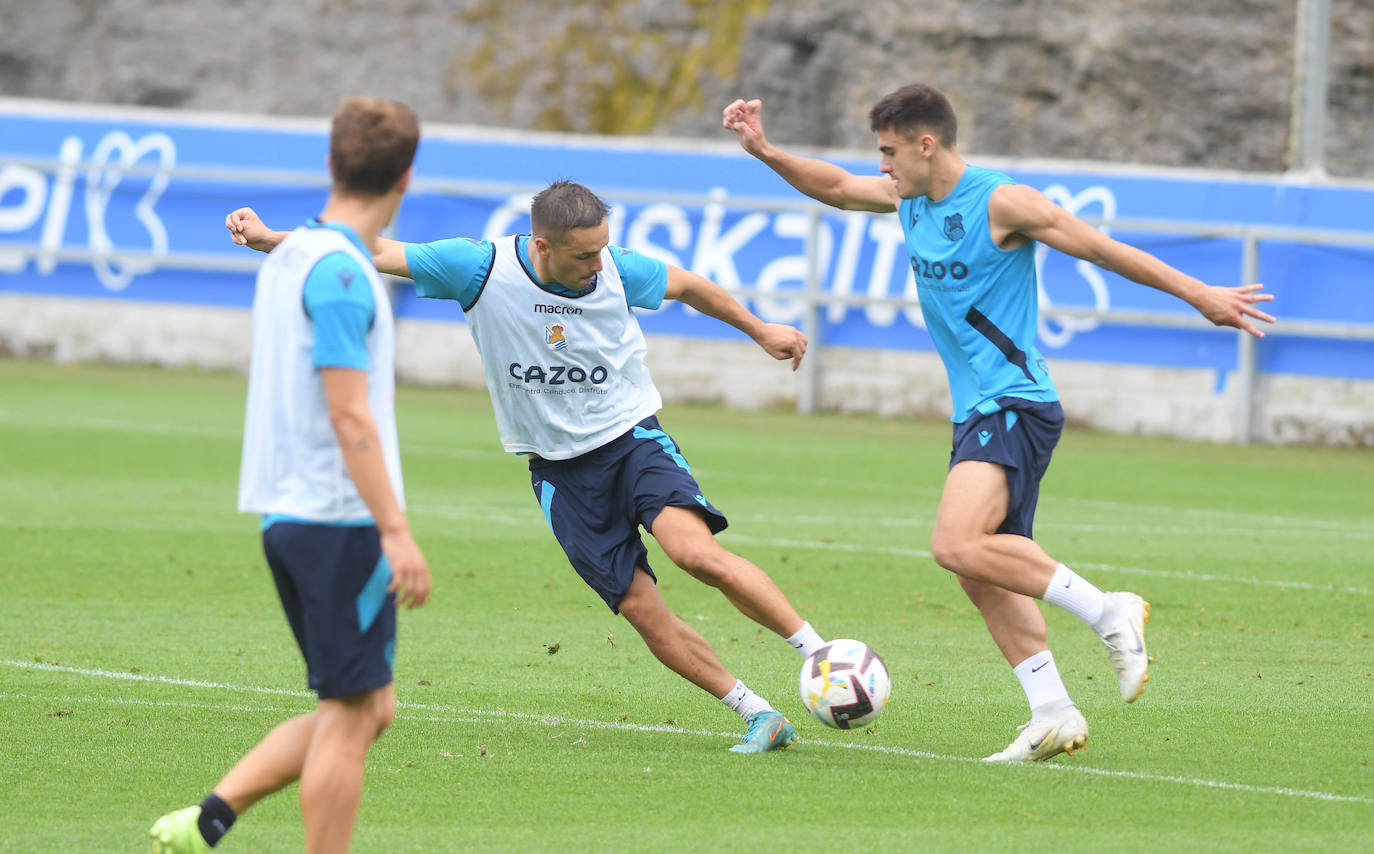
[1, 357, 1371, 853]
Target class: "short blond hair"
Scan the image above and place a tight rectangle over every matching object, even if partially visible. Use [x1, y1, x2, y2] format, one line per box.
[530, 180, 609, 240]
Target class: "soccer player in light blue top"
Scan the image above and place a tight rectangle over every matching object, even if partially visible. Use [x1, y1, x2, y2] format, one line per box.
[725, 85, 1275, 762]
[151, 98, 431, 854]
[228, 180, 827, 754]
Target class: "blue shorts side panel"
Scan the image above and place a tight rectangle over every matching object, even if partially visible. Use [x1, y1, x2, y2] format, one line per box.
[261, 522, 396, 699]
[949, 398, 1064, 538]
[529, 415, 727, 612]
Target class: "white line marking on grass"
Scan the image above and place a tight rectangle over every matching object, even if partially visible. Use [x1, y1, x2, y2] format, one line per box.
[2, 691, 306, 716]
[0, 412, 242, 440]
[6, 660, 1371, 806]
[1032, 761, 1374, 803]
[0, 413, 494, 460]
[423, 500, 1374, 546]
[694, 469, 1374, 534]
[403, 442, 507, 461]
[730, 511, 1374, 542]
[691, 466, 943, 498]
[4, 660, 305, 696]
[812, 739, 1374, 804]
[718, 534, 1373, 596]
[8, 410, 1366, 537]
[1055, 496, 1372, 535]
[411, 510, 1372, 596]
[414, 503, 1370, 595]
[1070, 560, 1372, 596]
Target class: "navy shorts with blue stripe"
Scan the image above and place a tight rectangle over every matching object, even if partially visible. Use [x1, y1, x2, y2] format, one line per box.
[949, 398, 1064, 538]
[261, 520, 396, 700]
[529, 415, 727, 613]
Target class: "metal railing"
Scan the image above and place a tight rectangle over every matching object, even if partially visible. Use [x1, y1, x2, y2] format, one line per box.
[3, 164, 1373, 444]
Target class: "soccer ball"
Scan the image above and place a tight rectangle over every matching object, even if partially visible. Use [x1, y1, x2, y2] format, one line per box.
[799, 638, 891, 729]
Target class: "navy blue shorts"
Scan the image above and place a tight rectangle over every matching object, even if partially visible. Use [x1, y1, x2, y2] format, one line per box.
[261, 521, 396, 700]
[529, 415, 727, 613]
[949, 398, 1064, 538]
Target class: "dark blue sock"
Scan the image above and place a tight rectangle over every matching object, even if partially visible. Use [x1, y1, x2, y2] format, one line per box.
[197, 793, 236, 848]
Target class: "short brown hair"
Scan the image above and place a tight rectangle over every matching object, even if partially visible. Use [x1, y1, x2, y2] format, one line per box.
[869, 84, 958, 146]
[530, 180, 609, 240]
[329, 97, 420, 196]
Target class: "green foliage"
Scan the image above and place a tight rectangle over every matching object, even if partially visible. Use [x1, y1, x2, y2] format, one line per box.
[1, 358, 1371, 852]
[457, 0, 771, 135]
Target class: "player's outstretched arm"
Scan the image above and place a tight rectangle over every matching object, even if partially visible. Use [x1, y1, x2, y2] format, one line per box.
[322, 367, 432, 608]
[991, 184, 1277, 337]
[226, 207, 414, 278]
[723, 98, 898, 214]
[664, 265, 807, 370]
[226, 207, 289, 252]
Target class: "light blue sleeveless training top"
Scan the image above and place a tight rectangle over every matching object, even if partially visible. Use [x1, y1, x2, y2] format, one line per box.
[898, 165, 1058, 422]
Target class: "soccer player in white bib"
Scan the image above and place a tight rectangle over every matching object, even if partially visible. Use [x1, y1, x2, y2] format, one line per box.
[151, 98, 432, 854]
[227, 180, 828, 754]
[724, 86, 1275, 761]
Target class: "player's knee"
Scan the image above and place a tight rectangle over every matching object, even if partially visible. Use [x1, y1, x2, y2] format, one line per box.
[318, 688, 394, 744]
[372, 699, 395, 737]
[361, 686, 396, 738]
[616, 584, 659, 628]
[618, 600, 675, 649]
[616, 590, 647, 624]
[674, 545, 733, 586]
[930, 529, 974, 574]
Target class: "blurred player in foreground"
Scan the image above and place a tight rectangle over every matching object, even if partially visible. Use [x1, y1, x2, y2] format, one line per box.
[150, 97, 432, 853]
[228, 179, 826, 754]
[724, 85, 1275, 761]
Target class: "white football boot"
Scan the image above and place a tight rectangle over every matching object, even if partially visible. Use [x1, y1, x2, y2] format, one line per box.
[983, 710, 1089, 762]
[1096, 591, 1152, 702]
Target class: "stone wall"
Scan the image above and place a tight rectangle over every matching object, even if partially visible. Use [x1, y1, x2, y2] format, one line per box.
[2, 0, 1370, 177]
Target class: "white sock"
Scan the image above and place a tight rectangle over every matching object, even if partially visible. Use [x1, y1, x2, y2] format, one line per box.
[1041, 563, 1106, 627]
[720, 679, 774, 721]
[785, 621, 826, 658]
[1013, 650, 1075, 718]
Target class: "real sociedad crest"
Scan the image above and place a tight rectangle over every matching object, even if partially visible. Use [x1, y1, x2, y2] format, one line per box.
[944, 213, 965, 241]
[545, 324, 568, 351]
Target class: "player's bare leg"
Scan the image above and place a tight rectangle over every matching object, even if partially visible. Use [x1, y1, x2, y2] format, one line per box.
[149, 713, 318, 851]
[930, 460, 1058, 596]
[650, 505, 804, 637]
[298, 685, 394, 854]
[618, 567, 795, 752]
[930, 460, 1146, 761]
[931, 461, 1084, 760]
[956, 575, 1049, 667]
[931, 459, 1148, 698]
[212, 713, 318, 815]
[618, 566, 738, 697]
[150, 696, 387, 853]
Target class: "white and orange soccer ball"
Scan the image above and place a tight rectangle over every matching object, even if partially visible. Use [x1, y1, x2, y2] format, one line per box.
[799, 638, 891, 729]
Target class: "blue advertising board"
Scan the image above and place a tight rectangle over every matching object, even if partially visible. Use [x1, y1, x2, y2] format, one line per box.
[2, 99, 1372, 378]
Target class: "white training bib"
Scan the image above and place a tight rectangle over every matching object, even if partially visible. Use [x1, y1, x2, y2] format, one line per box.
[466, 235, 662, 459]
[238, 224, 403, 520]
